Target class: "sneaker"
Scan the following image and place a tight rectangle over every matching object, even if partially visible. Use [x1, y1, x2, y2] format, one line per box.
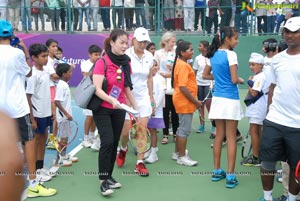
[62, 154, 79, 163]
[274, 195, 287, 201]
[27, 183, 57, 198]
[58, 158, 72, 167]
[36, 169, 52, 182]
[226, 174, 239, 188]
[143, 149, 151, 159]
[196, 124, 205, 133]
[144, 151, 158, 164]
[107, 177, 122, 189]
[211, 126, 215, 134]
[209, 133, 216, 139]
[134, 162, 149, 176]
[91, 136, 101, 151]
[260, 198, 275, 201]
[82, 139, 92, 148]
[211, 169, 226, 181]
[172, 149, 189, 161]
[276, 176, 283, 183]
[100, 180, 114, 196]
[241, 155, 261, 167]
[177, 155, 198, 166]
[116, 148, 128, 167]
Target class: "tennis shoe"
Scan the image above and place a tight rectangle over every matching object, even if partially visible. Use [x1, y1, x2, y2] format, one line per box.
[36, 169, 52, 182]
[107, 177, 122, 189]
[63, 154, 79, 163]
[82, 139, 92, 148]
[196, 124, 205, 133]
[226, 174, 239, 188]
[144, 151, 158, 163]
[100, 180, 114, 196]
[241, 155, 261, 166]
[211, 169, 226, 181]
[260, 198, 275, 201]
[274, 195, 287, 201]
[91, 136, 101, 151]
[58, 157, 72, 167]
[172, 149, 190, 160]
[143, 149, 151, 159]
[27, 183, 57, 198]
[116, 148, 127, 167]
[134, 162, 149, 176]
[177, 155, 198, 166]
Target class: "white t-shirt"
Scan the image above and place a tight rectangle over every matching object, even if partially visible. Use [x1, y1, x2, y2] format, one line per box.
[154, 48, 176, 74]
[245, 72, 268, 120]
[80, 59, 93, 73]
[266, 50, 300, 128]
[26, 66, 52, 118]
[192, 54, 211, 86]
[152, 73, 166, 118]
[55, 80, 72, 123]
[112, 0, 123, 6]
[125, 47, 153, 101]
[0, 45, 31, 118]
[45, 56, 58, 86]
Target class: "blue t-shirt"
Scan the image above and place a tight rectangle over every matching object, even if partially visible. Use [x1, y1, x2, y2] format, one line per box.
[195, 0, 206, 7]
[209, 50, 239, 100]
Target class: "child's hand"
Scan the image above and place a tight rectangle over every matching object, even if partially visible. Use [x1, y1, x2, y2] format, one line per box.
[195, 100, 202, 109]
[248, 76, 253, 80]
[31, 119, 37, 130]
[238, 77, 245, 84]
[66, 114, 73, 121]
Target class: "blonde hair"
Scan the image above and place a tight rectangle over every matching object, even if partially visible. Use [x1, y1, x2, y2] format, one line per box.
[160, 32, 176, 48]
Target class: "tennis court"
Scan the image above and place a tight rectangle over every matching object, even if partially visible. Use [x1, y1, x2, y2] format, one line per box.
[33, 89, 283, 201]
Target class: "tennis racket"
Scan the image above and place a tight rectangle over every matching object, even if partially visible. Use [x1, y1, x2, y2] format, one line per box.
[241, 130, 252, 158]
[198, 82, 213, 123]
[295, 161, 300, 184]
[56, 119, 79, 156]
[128, 114, 151, 154]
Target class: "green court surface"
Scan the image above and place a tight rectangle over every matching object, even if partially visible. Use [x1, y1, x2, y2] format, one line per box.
[32, 89, 283, 201]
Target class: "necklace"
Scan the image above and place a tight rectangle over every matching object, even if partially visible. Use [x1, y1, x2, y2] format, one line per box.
[117, 66, 122, 81]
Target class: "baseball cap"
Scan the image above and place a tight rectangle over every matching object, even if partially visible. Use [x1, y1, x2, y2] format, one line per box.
[249, 53, 264, 64]
[133, 27, 151, 42]
[0, 20, 13, 37]
[283, 16, 300, 32]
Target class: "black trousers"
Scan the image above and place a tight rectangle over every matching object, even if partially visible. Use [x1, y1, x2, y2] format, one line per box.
[163, 94, 179, 136]
[93, 107, 126, 180]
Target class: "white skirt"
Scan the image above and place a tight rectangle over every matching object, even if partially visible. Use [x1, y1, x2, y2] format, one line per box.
[208, 96, 244, 120]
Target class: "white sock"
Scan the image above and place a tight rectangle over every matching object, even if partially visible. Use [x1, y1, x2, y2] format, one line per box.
[120, 146, 127, 151]
[88, 131, 94, 139]
[151, 147, 158, 153]
[29, 178, 38, 188]
[84, 135, 89, 141]
[137, 160, 143, 165]
[288, 192, 297, 201]
[263, 190, 273, 201]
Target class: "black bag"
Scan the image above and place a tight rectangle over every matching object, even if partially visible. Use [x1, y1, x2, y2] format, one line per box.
[244, 80, 264, 106]
[86, 58, 108, 112]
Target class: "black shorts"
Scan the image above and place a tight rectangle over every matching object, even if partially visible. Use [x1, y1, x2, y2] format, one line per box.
[259, 119, 300, 169]
[15, 114, 35, 143]
[197, 85, 211, 101]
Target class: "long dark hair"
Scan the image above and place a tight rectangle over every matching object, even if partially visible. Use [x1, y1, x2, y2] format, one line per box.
[206, 26, 237, 58]
[171, 41, 192, 88]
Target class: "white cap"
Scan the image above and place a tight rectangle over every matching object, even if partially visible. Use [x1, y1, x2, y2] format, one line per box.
[249, 53, 264, 64]
[283, 16, 300, 32]
[133, 27, 151, 42]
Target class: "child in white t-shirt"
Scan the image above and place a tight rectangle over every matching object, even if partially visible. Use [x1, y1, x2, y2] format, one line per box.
[242, 52, 268, 167]
[145, 60, 166, 164]
[80, 45, 101, 150]
[54, 63, 78, 167]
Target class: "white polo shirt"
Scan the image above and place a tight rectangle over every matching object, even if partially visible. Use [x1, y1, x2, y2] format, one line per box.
[125, 47, 153, 101]
[55, 80, 72, 123]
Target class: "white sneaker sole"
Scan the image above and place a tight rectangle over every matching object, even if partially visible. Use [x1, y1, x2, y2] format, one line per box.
[101, 189, 114, 196]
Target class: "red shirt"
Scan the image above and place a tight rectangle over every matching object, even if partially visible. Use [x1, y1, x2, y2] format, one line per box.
[99, 0, 110, 7]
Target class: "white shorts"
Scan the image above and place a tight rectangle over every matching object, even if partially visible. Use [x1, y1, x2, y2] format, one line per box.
[125, 99, 152, 120]
[208, 96, 244, 120]
[83, 109, 93, 116]
[248, 117, 263, 125]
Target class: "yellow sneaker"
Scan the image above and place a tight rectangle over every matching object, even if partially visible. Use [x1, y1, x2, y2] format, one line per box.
[27, 183, 57, 198]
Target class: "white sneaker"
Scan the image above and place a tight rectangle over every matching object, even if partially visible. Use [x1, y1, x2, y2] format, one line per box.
[177, 155, 198, 166]
[172, 149, 189, 161]
[36, 169, 52, 182]
[91, 136, 101, 151]
[143, 149, 151, 159]
[63, 154, 79, 163]
[82, 139, 92, 148]
[144, 152, 158, 163]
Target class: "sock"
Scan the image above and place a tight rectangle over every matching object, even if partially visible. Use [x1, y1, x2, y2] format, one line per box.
[288, 192, 297, 201]
[88, 131, 94, 139]
[151, 147, 157, 153]
[84, 135, 89, 141]
[263, 190, 273, 201]
[36, 160, 44, 170]
[29, 178, 38, 188]
[137, 160, 143, 165]
[120, 146, 127, 151]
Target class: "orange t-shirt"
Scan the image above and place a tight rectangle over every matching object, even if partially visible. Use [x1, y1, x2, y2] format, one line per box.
[172, 59, 197, 114]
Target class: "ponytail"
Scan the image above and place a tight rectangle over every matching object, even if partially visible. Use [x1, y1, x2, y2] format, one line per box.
[171, 54, 179, 88]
